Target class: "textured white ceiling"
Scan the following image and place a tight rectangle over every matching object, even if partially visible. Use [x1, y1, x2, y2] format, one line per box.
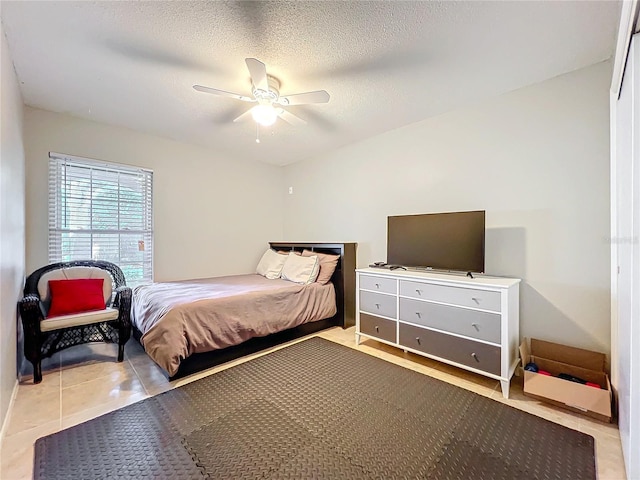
[1, 1, 621, 166]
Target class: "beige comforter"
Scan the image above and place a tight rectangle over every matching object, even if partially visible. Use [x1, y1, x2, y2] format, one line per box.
[131, 274, 336, 376]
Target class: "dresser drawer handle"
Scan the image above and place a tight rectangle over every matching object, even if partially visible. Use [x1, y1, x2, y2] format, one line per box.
[415, 312, 421, 318]
[415, 289, 422, 295]
[375, 303, 380, 309]
[471, 352, 479, 362]
[471, 297, 480, 304]
[471, 322, 479, 331]
[375, 326, 379, 332]
[415, 337, 421, 345]
[375, 283, 380, 289]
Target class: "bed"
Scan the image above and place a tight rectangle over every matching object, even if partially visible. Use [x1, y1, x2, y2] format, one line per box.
[131, 242, 356, 379]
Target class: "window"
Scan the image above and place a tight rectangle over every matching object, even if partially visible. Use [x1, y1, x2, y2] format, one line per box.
[48, 152, 153, 286]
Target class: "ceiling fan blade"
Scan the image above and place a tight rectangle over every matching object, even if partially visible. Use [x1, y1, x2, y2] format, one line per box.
[277, 90, 330, 106]
[245, 58, 269, 91]
[277, 109, 307, 126]
[233, 108, 254, 123]
[193, 85, 254, 102]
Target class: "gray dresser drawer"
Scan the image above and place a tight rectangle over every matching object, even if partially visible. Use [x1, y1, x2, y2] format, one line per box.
[399, 298, 501, 344]
[400, 280, 501, 312]
[399, 323, 501, 375]
[359, 291, 397, 319]
[359, 313, 397, 343]
[359, 274, 397, 294]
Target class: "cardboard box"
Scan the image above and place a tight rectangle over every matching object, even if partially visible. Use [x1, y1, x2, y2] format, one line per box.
[519, 338, 612, 422]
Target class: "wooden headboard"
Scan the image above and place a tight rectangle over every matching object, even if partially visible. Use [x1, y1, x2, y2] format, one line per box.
[269, 242, 357, 328]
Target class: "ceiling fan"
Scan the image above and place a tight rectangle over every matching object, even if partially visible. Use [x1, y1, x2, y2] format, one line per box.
[193, 58, 330, 128]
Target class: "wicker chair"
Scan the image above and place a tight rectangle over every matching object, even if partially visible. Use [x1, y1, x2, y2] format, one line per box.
[18, 260, 132, 384]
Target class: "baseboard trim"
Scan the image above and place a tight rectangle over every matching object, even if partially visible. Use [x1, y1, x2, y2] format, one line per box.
[0, 379, 19, 446]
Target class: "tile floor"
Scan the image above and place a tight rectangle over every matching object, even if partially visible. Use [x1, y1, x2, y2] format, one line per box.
[0, 326, 628, 479]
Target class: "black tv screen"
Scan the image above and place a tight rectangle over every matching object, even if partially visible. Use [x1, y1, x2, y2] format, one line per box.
[387, 210, 485, 273]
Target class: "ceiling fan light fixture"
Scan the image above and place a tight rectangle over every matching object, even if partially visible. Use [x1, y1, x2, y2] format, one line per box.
[251, 104, 278, 126]
[194, 58, 329, 129]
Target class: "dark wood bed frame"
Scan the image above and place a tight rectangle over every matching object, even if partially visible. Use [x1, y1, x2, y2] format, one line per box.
[132, 242, 357, 380]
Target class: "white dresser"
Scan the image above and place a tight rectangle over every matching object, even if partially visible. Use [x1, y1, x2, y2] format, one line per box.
[356, 268, 520, 398]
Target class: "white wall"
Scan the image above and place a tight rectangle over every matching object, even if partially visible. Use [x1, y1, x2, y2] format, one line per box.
[24, 108, 285, 282]
[284, 61, 612, 355]
[0, 20, 25, 432]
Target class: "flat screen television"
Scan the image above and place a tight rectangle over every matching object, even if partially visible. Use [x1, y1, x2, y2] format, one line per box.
[387, 210, 485, 274]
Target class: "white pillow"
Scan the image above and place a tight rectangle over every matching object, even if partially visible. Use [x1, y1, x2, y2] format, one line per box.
[281, 252, 320, 284]
[256, 249, 287, 279]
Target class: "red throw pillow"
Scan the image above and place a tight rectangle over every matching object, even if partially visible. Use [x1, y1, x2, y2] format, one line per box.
[47, 278, 106, 318]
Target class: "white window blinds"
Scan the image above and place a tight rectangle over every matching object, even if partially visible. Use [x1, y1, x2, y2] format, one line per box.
[48, 152, 153, 286]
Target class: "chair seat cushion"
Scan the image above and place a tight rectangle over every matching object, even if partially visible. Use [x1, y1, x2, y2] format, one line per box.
[41, 308, 119, 332]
